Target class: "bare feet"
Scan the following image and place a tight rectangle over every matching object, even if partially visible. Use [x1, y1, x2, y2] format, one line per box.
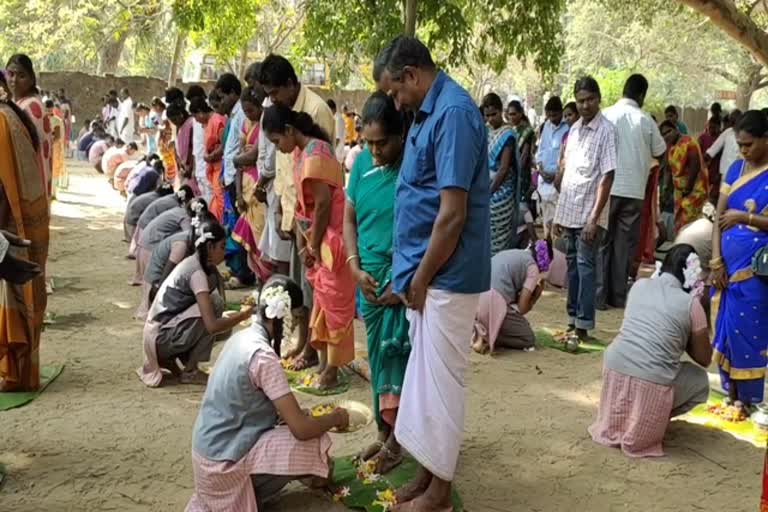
[291, 353, 319, 371]
[371, 444, 403, 475]
[358, 440, 384, 462]
[317, 366, 339, 390]
[179, 370, 208, 385]
[394, 478, 453, 512]
[159, 358, 182, 378]
[395, 468, 432, 504]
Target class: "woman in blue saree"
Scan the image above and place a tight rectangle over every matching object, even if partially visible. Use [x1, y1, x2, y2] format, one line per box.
[711, 110, 768, 410]
[481, 93, 520, 255]
[343, 92, 409, 474]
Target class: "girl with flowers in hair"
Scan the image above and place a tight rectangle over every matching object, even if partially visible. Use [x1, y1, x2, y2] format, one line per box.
[138, 219, 249, 387]
[185, 275, 350, 512]
[589, 243, 712, 457]
[472, 240, 553, 354]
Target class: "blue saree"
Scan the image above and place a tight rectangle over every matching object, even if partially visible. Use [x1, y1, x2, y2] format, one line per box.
[712, 159, 768, 403]
[488, 126, 520, 255]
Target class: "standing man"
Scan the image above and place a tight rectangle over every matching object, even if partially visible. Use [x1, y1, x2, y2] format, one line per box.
[117, 88, 135, 143]
[327, 98, 346, 161]
[535, 96, 569, 240]
[215, 73, 245, 196]
[665, 105, 688, 135]
[553, 76, 616, 341]
[258, 54, 335, 369]
[599, 74, 666, 309]
[381, 36, 490, 512]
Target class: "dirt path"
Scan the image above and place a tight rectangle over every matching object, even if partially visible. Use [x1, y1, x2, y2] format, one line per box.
[1, 161, 761, 511]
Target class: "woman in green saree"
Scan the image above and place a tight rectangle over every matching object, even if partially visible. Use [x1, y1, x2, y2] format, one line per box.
[343, 91, 409, 474]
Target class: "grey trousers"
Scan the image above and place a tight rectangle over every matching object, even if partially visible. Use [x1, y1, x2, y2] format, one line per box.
[496, 306, 536, 350]
[670, 361, 710, 417]
[597, 196, 643, 308]
[289, 243, 314, 311]
[156, 295, 224, 368]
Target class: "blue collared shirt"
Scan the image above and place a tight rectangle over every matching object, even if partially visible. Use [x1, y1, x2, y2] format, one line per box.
[535, 119, 569, 175]
[392, 71, 491, 295]
[223, 101, 245, 186]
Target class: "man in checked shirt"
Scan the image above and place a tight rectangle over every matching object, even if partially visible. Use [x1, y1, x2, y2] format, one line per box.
[553, 76, 616, 341]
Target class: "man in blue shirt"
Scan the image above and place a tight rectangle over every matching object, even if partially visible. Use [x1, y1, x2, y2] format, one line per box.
[379, 35, 490, 512]
[535, 96, 569, 240]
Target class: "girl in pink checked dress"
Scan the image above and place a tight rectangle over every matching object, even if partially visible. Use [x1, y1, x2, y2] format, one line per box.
[589, 244, 712, 457]
[186, 276, 350, 512]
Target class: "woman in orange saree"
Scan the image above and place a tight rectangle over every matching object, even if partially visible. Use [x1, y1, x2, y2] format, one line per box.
[191, 98, 226, 222]
[232, 88, 271, 281]
[263, 104, 355, 389]
[46, 101, 67, 197]
[660, 120, 709, 234]
[0, 76, 50, 391]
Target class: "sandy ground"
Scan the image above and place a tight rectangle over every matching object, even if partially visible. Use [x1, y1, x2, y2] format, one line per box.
[1, 160, 763, 512]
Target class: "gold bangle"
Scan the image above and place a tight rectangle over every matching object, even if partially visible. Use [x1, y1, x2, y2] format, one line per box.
[345, 254, 359, 265]
[710, 257, 723, 265]
[749, 213, 754, 226]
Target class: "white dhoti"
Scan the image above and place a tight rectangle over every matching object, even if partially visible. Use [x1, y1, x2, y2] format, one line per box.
[394, 289, 480, 481]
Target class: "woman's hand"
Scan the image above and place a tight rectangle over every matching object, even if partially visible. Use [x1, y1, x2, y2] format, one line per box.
[302, 247, 316, 268]
[376, 283, 400, 305]
[719, 209, 747, 231]
[355, 269, 379, 303]
[236, 198, 248, 214]
[710, 265, 728, 290]
[332, 407, 350, 431]
[254, 186, 267, 204]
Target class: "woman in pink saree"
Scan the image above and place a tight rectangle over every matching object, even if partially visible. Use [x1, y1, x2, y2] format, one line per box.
[263, 103, 355, 389]
[232, 88, 271, 281]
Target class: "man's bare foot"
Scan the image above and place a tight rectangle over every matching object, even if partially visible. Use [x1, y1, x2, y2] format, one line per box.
[395, 469, 432, 504]
[317, 367, 339, 390]
[179, 370, 208, 385]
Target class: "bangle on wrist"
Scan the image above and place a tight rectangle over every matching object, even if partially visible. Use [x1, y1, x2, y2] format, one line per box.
[345, 254, 359, 265]
[749, 213, 754, 226]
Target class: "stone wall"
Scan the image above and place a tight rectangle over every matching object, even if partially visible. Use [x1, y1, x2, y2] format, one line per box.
[39, 71, 371, 132]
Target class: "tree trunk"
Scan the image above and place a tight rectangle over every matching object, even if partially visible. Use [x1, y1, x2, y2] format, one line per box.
[168, 30, 187, 87]
[735, 63, 762, 110]
[97, 32, 130, 75]
[678, 0, 768, 67]
[238, 42, 250, 80]
[404, 0, 417, 35]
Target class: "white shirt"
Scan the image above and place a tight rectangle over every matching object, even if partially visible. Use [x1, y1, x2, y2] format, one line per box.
[707, 127, 739, 176]
[334, 112, 346, 161]
[603, 98, 666, 200]
[117, 97, 135, 142]
[192, 121, 210, 202]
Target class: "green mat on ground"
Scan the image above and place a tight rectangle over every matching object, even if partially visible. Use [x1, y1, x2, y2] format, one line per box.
[331, 456, 463, 512]
[535, 328, 607, 354]
[0, 365, 63, 411]
[285, 367, 350, 396]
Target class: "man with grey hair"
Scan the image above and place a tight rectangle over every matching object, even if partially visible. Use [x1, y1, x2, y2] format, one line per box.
[380, 35, 490, 512]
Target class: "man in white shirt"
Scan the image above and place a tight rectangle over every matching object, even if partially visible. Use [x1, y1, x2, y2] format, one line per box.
[117, 88, 135, 143]
[706, 109, 742, 203]
[600, 74, 666, 309]
[327, 98, 346, 162]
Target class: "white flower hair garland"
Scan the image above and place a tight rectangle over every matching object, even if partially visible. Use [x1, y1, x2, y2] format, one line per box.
[256, 286, 291, 320]
[192, 201, 205, 213]
[190, 216, 201, 229]
[176, 189, 187, 201]
[651, 253, 704, 296]
[195, 231, 214, 247]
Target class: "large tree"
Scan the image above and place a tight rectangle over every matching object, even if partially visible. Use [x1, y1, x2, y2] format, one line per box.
[299, 0, 566, 85]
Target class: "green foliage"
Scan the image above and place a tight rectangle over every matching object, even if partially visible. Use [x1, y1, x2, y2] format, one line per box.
[173, 0, 265, 61]
[298, 0, 566, 87]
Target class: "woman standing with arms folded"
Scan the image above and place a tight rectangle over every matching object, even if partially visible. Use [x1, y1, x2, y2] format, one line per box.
[710, 110, 768, 414]
[343, 92, 409, 473]
[263, 104, 356, 390]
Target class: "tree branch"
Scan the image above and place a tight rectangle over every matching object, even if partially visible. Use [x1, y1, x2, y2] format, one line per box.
[680, 0, 768, 67]
[756, 79, 768, 90]
[702, 64, 739, 84]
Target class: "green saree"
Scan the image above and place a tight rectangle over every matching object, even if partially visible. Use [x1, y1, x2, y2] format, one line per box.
[347, 159, 410, 428]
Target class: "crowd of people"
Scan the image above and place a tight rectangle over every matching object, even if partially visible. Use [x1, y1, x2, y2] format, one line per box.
[2, 33, 768, 511]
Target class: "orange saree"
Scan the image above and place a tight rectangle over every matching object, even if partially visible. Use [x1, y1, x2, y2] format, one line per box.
[0, 103, 50, 391]
[293, 139, 355, 367]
